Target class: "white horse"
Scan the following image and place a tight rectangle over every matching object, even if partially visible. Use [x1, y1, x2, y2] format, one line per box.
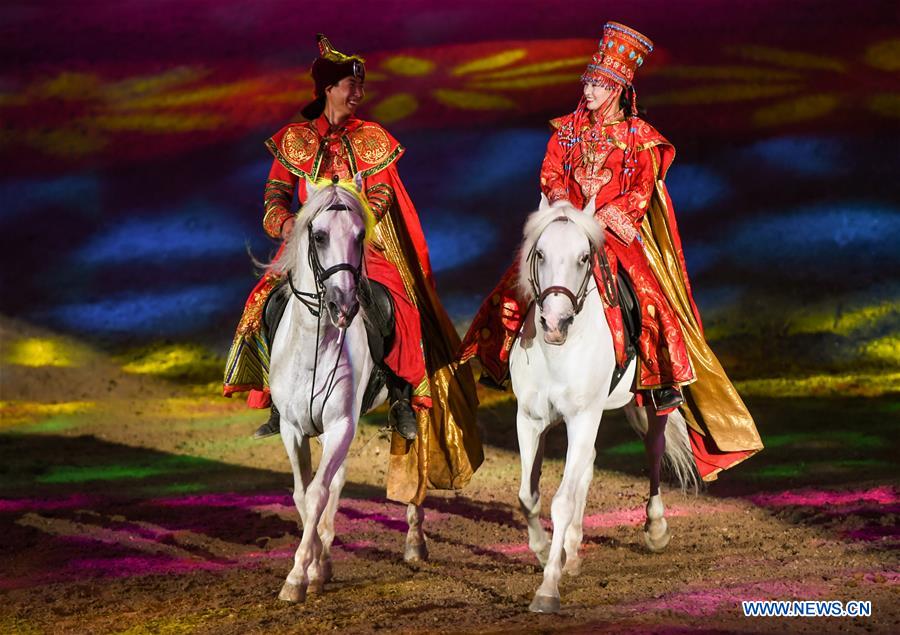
[509, 196, 697, 613]
[268, 176, 427, 604]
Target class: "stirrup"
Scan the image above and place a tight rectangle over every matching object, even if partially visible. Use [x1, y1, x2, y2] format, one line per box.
[253, 407, 281, 439]
[388, 399, 417, 441]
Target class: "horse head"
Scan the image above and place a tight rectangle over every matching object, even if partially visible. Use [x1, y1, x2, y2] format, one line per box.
[280, 174, 374, 329]
[518, 195, 604, 345]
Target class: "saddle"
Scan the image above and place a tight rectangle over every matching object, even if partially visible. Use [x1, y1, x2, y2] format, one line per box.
[261, 277, 395, 423]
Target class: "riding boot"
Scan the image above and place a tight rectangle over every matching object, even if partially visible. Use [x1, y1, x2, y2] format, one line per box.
[650, 386, 684, 415]
[253, 405, 281, 439]
[387, 376, 418, 441]
[252, 282, 289, 439]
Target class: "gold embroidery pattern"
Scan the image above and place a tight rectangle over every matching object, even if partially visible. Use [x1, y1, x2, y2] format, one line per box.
[280, 126, 319, 165]
[366, 183, 395, 221]
[349, 124, 391, 164]
[236, 274, 281, 338]
[359, 145, 403, 178]
[598, 203, 637, 244]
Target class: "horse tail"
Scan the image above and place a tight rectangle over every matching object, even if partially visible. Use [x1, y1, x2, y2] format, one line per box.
[623, 404, 700, 495]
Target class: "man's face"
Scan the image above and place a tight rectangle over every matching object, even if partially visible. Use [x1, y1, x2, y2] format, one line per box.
[325, 76, 365, 118]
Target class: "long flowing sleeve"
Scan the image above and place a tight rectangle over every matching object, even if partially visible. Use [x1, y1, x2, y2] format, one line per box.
[262, 160, 299, 239]
[539, 130, 569, 204]
[595, 145, 658, 246]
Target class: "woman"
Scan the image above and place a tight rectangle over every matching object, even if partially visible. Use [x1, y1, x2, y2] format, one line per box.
[461, 22, 762, 481]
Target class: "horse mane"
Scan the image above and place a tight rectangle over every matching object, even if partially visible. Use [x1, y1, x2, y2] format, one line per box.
[271, 180, 375, 276]
[516, 200, 605, 302]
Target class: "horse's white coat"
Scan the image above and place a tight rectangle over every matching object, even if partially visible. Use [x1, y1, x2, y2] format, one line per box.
[509, 196, 695, 613]
[268, 180, 425, 603]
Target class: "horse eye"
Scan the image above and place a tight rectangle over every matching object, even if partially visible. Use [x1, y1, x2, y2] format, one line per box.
[312, 230, 327, 245]
[580, 253, 590, 265]
[536, 249, 544, 261]
[356, 230, 366, 243]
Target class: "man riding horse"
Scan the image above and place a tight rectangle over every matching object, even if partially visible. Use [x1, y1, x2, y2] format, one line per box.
[224, 35, 482, 504]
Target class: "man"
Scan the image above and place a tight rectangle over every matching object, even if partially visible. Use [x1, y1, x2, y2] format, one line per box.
[224, 36, 482, 503]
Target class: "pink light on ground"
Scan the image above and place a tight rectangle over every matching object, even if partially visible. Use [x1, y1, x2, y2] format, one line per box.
[748, 486, 900, 508]
[0, 494, 100, 513]
[582, 502, 740, 529]
[617, 579, 829, 618]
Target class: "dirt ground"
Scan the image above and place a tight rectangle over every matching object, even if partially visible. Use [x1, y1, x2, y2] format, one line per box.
[1, 318, 898, 634]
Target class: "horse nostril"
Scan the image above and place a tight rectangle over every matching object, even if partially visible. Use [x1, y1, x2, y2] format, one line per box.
[562, 316, 574, 329]
[539, 316, 548, 330]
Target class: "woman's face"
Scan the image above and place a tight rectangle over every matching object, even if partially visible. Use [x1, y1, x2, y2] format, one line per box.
[583, 81, 620, 112]
[325, 76, 366, 117]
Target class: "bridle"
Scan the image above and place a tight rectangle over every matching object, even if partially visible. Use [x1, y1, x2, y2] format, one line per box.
[284, 201, 366, 434]
[287, 203, 363, 317]
[527, 216, 597, 316]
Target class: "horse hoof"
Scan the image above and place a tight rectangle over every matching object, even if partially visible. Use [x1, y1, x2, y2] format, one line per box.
[307, 578, 325, 594]
[404, 542, 428, 563]
[278, 581, 307, 603]
[320, 558, 333, 583]
[643, 524, 672, 553]
[529, 593, 561, 614]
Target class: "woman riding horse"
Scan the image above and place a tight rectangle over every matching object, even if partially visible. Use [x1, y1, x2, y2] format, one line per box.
[461, 21, 762, 482]
[225, 34, 482, 504]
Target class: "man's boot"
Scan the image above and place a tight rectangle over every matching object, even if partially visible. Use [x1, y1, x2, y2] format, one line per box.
[253, 405, 280, 439]
[650, 386, 684, 414]
[387, 378, 418, 441]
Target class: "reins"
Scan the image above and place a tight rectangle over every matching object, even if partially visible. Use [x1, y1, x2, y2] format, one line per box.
[284, 201, 365, 434]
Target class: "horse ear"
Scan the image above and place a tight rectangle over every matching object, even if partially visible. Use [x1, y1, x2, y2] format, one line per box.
[583, 195, 597, 217]
[539, 193, 551, 212]
[306, 177, 319, 198]
[352, 172, 364, 193]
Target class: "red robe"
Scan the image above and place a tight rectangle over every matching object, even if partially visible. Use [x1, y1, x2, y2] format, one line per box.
[460, 112, 762, 481]
[461, 114, 694, 391]
[224, 115, 431, 407]
[224, 115, 483, 502]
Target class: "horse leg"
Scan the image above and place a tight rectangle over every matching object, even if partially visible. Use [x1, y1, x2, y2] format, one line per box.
[279, 419, 354, 603]
[530, 413, 600, 613]
[643, 410, 671, 553]
[311, 462, 346, 592]
[562, 448, 595, 577]
[517, 410, 549, 567]
[404, 503, 428, 562]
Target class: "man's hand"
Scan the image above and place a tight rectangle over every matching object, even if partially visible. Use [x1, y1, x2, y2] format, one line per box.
[281, 217, 295, 240]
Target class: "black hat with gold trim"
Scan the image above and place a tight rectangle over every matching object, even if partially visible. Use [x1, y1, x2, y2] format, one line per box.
[301, 34, 366, 120]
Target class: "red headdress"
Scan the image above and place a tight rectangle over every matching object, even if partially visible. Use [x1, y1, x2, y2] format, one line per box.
[581, 21, 653, 88]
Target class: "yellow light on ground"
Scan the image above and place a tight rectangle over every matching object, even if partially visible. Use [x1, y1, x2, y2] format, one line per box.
[4, 338, 86, 368]
[861, 336, 900, 365]
[735, 372, 900, 398]
[121, 344, 218, 377]
[0, 400, 96, 427]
